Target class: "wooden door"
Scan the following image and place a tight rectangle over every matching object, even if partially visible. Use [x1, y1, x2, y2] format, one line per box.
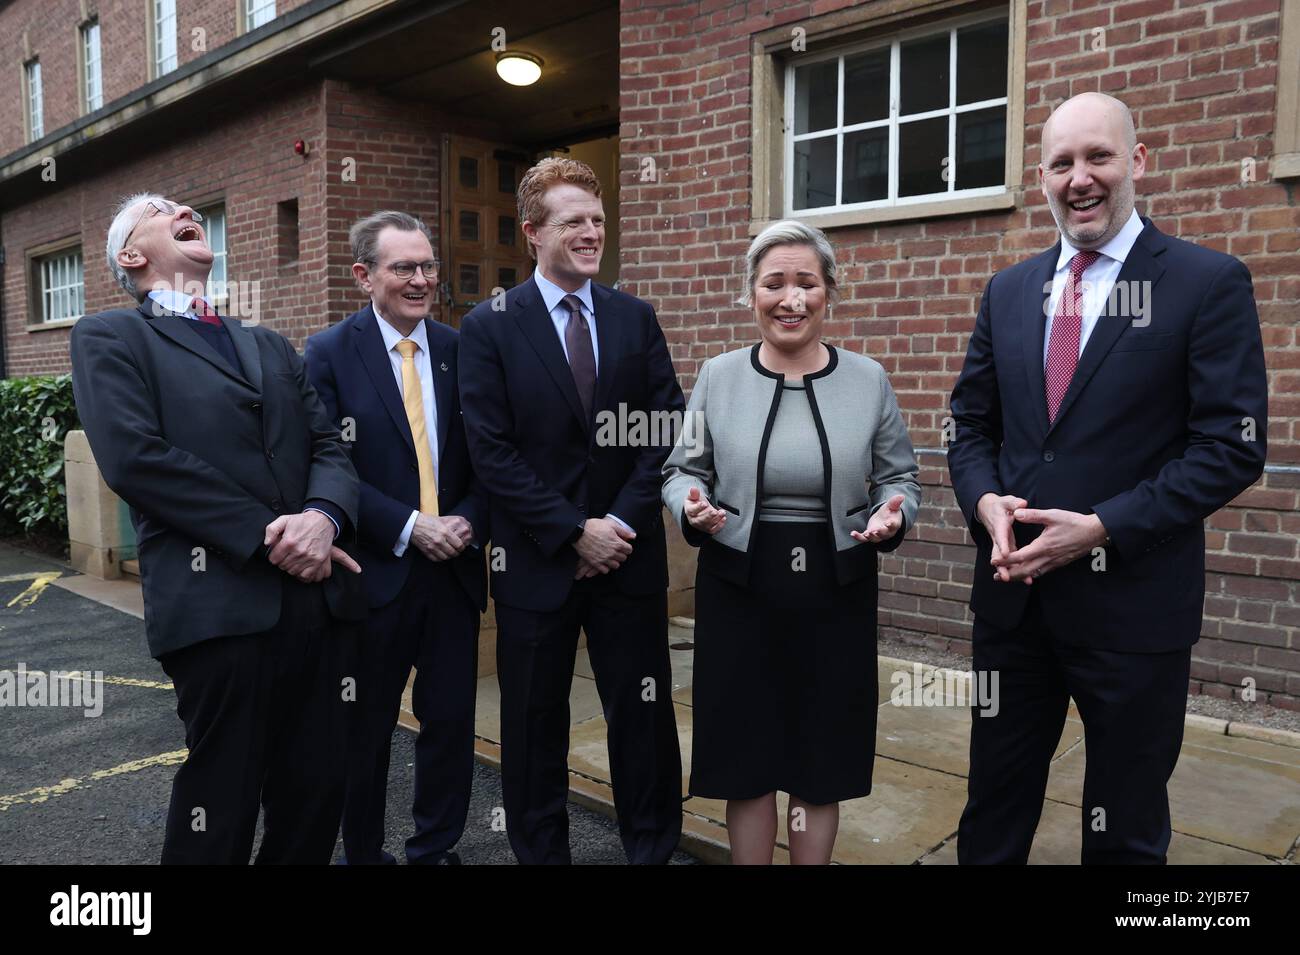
[442, 135, 535, 328]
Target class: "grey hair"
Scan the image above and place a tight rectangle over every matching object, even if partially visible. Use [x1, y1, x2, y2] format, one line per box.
[349, 210, 435, 266]
[739, 219, 839, 307]
[106, 191, 165, 302]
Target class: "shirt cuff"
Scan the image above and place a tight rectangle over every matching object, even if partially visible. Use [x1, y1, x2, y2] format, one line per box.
[303, 505, 341, 539]
[606, 513, 634, 535]
[393, 510, 419, 557]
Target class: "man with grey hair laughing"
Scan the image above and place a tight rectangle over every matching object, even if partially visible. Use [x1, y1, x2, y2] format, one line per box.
[70, 192, 366, 864]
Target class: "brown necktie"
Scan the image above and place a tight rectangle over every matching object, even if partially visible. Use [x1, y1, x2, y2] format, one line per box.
[561, 294, 596, 422]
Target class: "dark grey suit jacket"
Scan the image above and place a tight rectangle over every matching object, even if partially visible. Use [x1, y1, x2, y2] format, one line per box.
[70, 299, 364, 659]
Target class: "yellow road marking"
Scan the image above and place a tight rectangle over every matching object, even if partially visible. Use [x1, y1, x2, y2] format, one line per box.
[19, 669, 173, 691]
[0, 749, 188, 812]
[0, 571, 64, 584]
[5, 572, 61, 610]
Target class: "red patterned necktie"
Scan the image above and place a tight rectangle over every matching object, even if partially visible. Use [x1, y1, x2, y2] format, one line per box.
[191, 297, 222, 326]
[1044, 249, 1101, 424]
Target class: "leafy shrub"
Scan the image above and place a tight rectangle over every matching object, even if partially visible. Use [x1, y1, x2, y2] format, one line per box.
[0, 375, 81, 537]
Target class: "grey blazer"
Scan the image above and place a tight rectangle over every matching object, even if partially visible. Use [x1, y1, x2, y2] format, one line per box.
[662, 343, 921, 585]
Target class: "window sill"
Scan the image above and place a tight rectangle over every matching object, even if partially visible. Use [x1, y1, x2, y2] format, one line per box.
[27, 317, 80, 332]
[749, 191, 1017, 235]
[1271, 153, 1300, 180]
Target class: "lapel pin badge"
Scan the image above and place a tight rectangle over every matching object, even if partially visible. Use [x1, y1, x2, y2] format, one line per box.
[440, 362, 449, 372]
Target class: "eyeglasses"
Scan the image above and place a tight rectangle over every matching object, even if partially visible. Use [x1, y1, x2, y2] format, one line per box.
[380, 260, 439, 280]
[124, 199, 202, 245]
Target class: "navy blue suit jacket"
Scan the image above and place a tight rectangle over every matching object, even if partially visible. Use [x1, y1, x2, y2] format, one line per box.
[304, 306, 488, 611]
[948, 218, 1267, 652]
[458, 275, 685, 612]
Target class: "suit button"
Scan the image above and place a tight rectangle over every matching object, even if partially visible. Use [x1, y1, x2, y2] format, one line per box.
[1042, 451, 1055, 463]
[271, 499, 281, 510]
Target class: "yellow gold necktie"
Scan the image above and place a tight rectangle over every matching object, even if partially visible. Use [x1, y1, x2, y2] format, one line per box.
[395, 338, 439, 516]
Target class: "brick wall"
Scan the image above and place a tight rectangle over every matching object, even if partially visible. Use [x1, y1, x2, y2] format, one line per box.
[0, 0, 322, 157]
[618, 0, 1300, 708]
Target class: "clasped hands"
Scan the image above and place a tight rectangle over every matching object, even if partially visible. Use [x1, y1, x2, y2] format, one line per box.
[976, 492, 1108, 585]
[410, 513, 474, 562]
[574, 517, 636, 580]
[264, 510, 361, 583]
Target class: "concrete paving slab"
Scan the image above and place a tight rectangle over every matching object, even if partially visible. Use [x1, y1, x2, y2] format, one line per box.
[1045, 734, 1300, 859]
[52, 574, 143, 620]
[918, 798, 1277, 865]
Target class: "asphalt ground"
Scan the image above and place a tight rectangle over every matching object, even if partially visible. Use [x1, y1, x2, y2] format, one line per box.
[0, 548, 697, 865]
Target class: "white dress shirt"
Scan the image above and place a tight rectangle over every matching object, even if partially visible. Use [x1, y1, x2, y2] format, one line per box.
[1043, 208, 1145, 367]
[372, 304, 440, 557]
[531, 268, 632, 536]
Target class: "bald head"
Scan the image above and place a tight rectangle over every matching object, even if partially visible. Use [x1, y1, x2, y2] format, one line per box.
[1042, 92, 1137, 155]
[1038, 92, 1146, 249]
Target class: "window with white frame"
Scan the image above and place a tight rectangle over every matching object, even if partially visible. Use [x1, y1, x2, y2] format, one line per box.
[25, 60, 43, 141]
[198, 204, 228, 304]
[154, 0, 178, 76]
[38, 249, 85, 324]
[245, 0, 277, 30]
[786, 13, 1009, 214]
[82, 20, 103, 112]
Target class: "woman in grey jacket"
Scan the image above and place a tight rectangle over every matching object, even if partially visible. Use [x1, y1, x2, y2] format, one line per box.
[662, 220, 921, 864]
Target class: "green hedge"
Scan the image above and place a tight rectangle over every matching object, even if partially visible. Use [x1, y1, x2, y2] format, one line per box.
[0, 375, 81, 538]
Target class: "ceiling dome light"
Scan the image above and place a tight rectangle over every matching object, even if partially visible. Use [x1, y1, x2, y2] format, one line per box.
[496, 52, 543, 87]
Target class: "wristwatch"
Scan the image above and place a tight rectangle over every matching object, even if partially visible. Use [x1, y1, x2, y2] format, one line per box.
[567, 522, 586, 545]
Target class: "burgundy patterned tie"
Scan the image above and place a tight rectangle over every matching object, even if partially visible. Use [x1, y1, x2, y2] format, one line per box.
[1044, 249, 1101, 424]
[561, 294, 596, 422]
[191, 297, 222, 326]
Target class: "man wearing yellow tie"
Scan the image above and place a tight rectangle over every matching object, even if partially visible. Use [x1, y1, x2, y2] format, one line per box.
[305, 211, 488, 865]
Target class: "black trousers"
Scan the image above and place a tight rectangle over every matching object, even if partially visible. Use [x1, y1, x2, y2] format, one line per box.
[341, 556, 479, 864]
[157, 577, 351, 865]
[495, 582, 682, 864]
[957, 589, 1192, 865]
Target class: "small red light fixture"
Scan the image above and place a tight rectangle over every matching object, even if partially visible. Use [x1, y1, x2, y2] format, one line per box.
[294, 138, 310, 157]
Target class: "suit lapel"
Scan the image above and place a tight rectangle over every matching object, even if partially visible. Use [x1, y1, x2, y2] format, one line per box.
[592, 283, 617, 416]
[138, 301, 255, 390]
[1047, 219, 1168, 434]
[425, 318, 455, 461]
[1020, 244, 1059, 438]
[354, 306, 417, 457]
[220, 316, 263, 395]
[512, 277, 590, 432]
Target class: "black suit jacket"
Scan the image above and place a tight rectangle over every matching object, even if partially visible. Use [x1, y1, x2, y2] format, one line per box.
[303, 305, 488, 611]
[948, 218, 1268, 652]
[70, 300, 365, 659]
[459, 275, 685, 612]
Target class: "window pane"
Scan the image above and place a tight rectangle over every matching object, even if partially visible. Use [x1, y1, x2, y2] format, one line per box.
[459, 210, 479, 241]
[898, 116, 948, 197]
[956, 105, 1006, 189]
[459, 156, 478, 189]
[900, 34, 949, 115]
[498, 161, 516, 193]
[792, 136, 837, 210]
[793, 60, 838, 135]
[843, 48, 889, 125]
[458, 264, 479, 296]
[498, 267, 517, 289]
[957, 20, 1009, 106]
[498, 215, 516, 246]
[841, 127, 888, 203]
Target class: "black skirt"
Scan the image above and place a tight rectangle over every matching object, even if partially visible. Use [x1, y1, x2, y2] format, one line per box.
[688, 519, 879, 805]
